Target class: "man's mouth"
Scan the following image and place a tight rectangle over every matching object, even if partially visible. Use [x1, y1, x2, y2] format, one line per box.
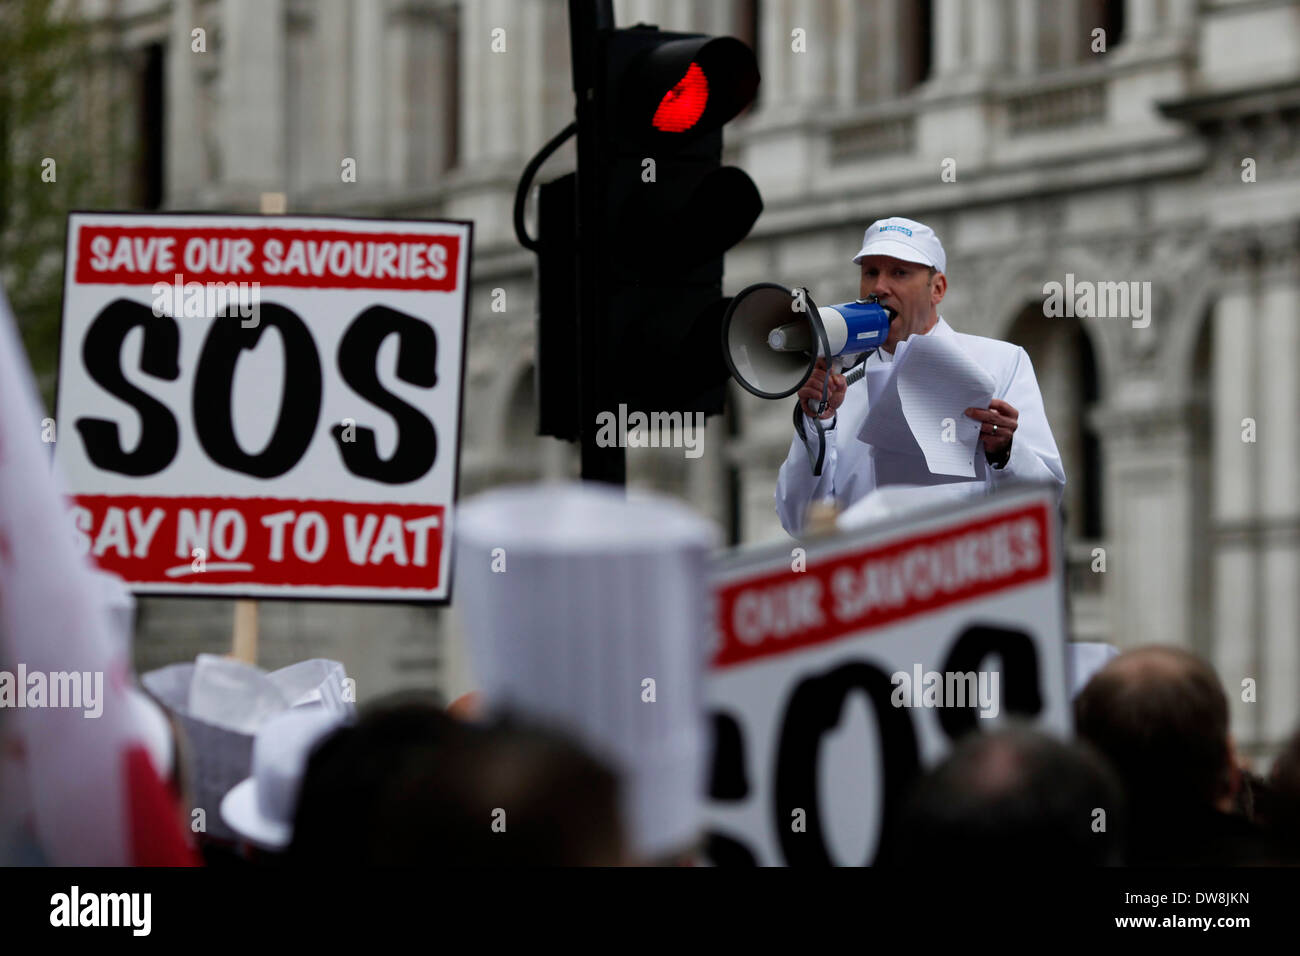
[864, 294, 898, 319]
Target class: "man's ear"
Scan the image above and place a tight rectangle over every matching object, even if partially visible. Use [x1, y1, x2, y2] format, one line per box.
[931, 272, 947, 306]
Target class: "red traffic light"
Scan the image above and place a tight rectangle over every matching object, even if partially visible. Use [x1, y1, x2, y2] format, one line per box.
[653, 62, 708, 132]
[616, 35, 758, 142]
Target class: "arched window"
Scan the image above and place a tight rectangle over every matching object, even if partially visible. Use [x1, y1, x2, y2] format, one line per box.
[1005, 303, 1102, 540]
[898, 0, 933, 93]
[858, 0, 933, 101]
[1079, 0, 1126, 60]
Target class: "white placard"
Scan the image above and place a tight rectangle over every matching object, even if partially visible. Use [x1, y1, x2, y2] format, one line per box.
[703, 486, 1070, 865]
[53, 212, 472, 601]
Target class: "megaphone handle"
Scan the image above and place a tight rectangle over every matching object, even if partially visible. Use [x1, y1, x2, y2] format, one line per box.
[814, 356, 845, 416]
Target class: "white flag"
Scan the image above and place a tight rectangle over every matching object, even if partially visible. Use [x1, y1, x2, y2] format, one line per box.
[0, 284, 194, 865]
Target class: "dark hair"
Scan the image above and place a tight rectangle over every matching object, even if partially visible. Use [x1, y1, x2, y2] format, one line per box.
[1256, 727, 1300, 856]
[1074, 646, 1230, 810]
[888, 724, 1126, 865]
[1270, 727, 1300, 798]
[288, 698, 625, 866]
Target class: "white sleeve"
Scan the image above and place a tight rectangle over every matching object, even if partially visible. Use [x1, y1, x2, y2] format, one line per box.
[775, 406, 839, 536]
[988, 347, 1066, 498]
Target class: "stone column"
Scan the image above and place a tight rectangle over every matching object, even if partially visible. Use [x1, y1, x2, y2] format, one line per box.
[478, 0, 520, 163]
[834, 0, 859, 108]
[1256, 269, 1300, 744]
[284, 5, 312, 195]
[1124, 0, 1160, 46]
[315, 0, 351, 188]
[219, 0, 286, 195]
[458, 0, 485, 166]
[663, 0, 697, 32]
[970, 0, 1005, 74]
[618, 0, 657, 27]
[759, 0, 792, 112]
[1101, 401, 1195, 652]
[873, 0, 902, 98]
[1210, 281, 1261, 749]
[1056, 0, 1081, 67]
[166, 0, 203, 203]
[787, 0, 835, 108]
[389, 2, 449, 186]
[520, 0, 547, 158]
[1013, 0, 1037, 75]
[351, 0, 389, 185]
[932, 0, 966, 79]
[1165, 0, 1197, 33]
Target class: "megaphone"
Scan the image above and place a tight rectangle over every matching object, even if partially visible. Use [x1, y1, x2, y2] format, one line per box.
[721, 283, 896, 399]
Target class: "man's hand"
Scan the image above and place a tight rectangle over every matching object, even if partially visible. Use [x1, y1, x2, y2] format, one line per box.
[964, 398, 1018, 467]
[796, 358, 846, 420]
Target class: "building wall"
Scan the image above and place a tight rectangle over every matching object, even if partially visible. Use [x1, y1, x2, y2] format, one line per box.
[89, 0, 1300, 756]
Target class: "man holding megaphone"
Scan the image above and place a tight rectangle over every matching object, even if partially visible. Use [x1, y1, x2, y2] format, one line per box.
[723, 216, 1065, 536]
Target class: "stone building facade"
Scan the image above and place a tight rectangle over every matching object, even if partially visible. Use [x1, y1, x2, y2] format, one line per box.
[75, 0, 1300, 756]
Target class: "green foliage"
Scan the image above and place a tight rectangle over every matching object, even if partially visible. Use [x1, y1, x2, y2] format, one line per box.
[0, 0, 128, 404]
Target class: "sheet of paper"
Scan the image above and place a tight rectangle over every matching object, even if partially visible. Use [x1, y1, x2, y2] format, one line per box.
[837, 481, 991, 530]
[858, 333, 997, 477]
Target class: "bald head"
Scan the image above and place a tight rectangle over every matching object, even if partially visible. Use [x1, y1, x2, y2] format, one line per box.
[891, 726, 1125, 865]
[1104, 645, 1209, 682]
[1075, 645, 1230, 810]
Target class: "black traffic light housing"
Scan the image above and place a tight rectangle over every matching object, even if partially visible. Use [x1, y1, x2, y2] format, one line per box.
[595, 28, 762, 415]
[524, 3, 761, 481]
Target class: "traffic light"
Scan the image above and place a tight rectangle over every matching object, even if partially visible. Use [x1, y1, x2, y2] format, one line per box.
[592, 27, 762, 416]
[523, 6, 762, 479]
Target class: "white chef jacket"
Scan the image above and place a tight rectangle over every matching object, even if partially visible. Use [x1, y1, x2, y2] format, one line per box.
[774, 316, 1066, 536]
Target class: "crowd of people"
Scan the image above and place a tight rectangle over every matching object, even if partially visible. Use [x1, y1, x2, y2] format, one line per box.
[894, 646, 1300, 866]
[3, 274, 1298, 865]
[128, 644, 1300, 868]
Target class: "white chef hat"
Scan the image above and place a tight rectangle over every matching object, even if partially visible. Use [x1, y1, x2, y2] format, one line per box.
[221, 708, 346, 850]
[454, 481, 719, 861]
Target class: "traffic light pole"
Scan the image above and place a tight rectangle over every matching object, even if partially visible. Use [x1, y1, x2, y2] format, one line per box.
[569, 0, 626, 486]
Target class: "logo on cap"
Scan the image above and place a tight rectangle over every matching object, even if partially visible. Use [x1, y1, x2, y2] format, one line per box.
[879, 224, 913, 237]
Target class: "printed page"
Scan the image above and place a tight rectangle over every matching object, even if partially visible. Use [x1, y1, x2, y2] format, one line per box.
[859, 334, 996, 477]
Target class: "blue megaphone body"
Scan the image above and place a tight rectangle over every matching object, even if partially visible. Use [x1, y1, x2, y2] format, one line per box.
[722, 284, 896, 399]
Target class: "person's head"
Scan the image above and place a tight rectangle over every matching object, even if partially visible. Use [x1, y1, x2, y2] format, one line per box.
[891, 725, 1126, 865]
[1257, 727, 1300, 849]
[1270, 727, 1300, 798]
[852, 217, 947, 352]
[288, 698, 626, 866]
[1074, 646, 1235, 815]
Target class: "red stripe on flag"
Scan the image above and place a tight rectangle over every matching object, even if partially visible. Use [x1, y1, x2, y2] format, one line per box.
[125, 745, 201, 866]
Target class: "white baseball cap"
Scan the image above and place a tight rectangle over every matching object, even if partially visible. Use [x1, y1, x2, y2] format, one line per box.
[852, 217, 946, 273]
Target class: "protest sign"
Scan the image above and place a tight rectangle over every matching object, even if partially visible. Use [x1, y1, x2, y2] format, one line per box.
[704, 486, 1070, 865]
[54, 212, 471, 601]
